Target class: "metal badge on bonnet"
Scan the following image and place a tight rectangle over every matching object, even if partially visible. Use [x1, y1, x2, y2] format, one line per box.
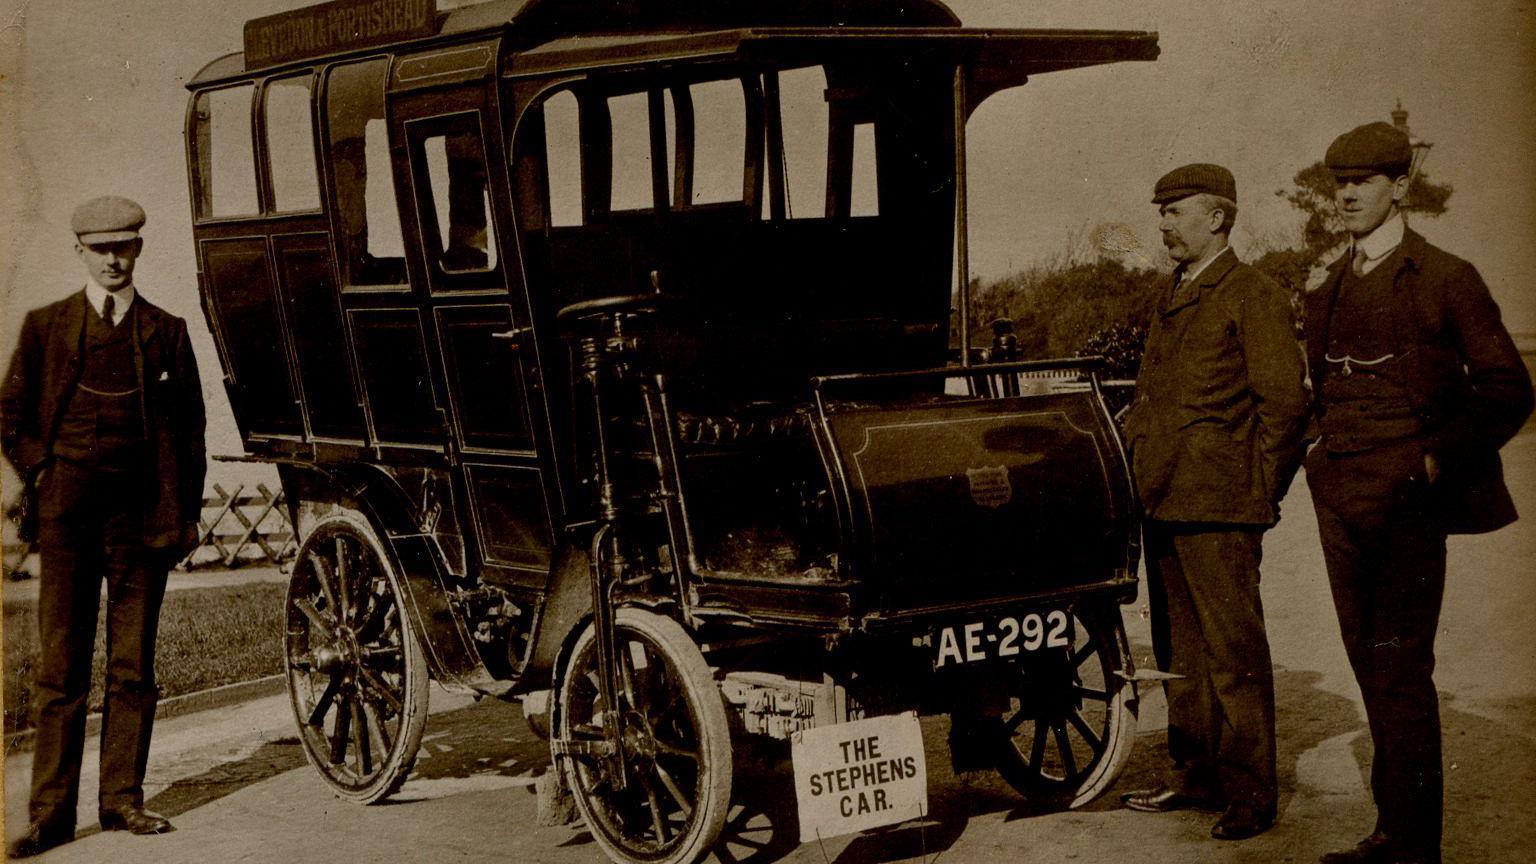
[966, 465, 1013, 508]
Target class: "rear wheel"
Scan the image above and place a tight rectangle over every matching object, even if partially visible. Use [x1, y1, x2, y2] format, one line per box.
[285, 510, 429, 804]
[554, 609, 732, 864]
[993, 599, 1137, 808]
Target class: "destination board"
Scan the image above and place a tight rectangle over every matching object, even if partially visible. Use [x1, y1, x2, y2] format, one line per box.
[244, 0, 438, 70]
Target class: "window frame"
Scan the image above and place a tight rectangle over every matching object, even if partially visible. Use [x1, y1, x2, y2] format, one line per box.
[189, 82, 263, 222]
[320, 55, 412, 293]
[260, 71, 324, 216]
[402, 109, 506, 293]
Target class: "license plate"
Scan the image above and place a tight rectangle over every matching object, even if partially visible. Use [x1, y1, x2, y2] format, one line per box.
[931, 609, 1073, 668]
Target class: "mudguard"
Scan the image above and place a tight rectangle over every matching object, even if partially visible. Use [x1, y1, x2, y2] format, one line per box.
[278, 462, 501, 694]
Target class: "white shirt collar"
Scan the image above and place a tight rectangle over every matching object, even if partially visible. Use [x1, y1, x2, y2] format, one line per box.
[84, 283, 136, 326]
[1351, 212, 1404, 273]
[1179, 244, 1230, 286]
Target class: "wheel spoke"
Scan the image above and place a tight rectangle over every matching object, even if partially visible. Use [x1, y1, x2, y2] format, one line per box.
[353, 698, 373, 776]
[653, 761, 694, 819]
[306, 550, 339, 613]
[1003, 704, 1030, 733]
[357, 663, 404, 714]
[354, 589, 388, 641]
[1066, 708, 1103, 751]
[1053, 721, 1078, 779]
[1071, 635, 1097, 669]
[1028, 719, 1047, 772]
[294, 597, 338, 638]
[618, 640, 641, 710]
[308, 674, 342, 727]
[330, 692, 353, 765]
[641, 775, 670, 842]
[1075, 685, 1110, 702]
[335, 537, 352, 622]
[363, 701, 393, 755]
[652, 739, 698, 761]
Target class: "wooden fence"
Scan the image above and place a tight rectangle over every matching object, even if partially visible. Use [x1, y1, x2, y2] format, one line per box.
[179, 483, 296, 570]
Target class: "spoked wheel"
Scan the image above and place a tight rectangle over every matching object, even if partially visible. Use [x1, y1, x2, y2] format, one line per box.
[994, 599, 1137, 808]
[285, 510, 429, 804]
[554, 609, 732, 864]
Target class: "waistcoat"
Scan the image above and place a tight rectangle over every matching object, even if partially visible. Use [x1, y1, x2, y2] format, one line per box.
[53, 299, 144, 469]
[1317, 251, 1422, 453]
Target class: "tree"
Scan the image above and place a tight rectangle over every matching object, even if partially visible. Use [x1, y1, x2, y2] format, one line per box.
[1276, 160, 1453, 257]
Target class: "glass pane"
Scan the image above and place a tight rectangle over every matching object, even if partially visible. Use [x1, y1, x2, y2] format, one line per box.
[327, 59, 406, 286]
[422, 128, 498, 274]
[777, 66, 829, 219]
[609, 92, 656, 211]
[195, 85, 259, 218]
[851, 122, 879, 217]
[688, 80, 745, 205]
[265, 75, 321, 212]
[543, 90, 582, 227]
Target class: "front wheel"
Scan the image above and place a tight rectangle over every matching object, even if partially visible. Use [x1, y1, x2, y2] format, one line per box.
[553, 609, 732, 864]
[993, 598, 1137, 808]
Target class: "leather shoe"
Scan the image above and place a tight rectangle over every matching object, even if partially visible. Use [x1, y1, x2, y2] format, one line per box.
[99, 805, 174, 835]
[1211, 802, 1275, 840]
[1319, 833, 1439, 864]
[9, 820, 74, 858]
[1121, 785, 1223, 813]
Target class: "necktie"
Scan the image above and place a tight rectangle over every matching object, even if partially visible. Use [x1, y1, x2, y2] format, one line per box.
[1351, 247, 1370, 277]
[102, 294, 116, 327]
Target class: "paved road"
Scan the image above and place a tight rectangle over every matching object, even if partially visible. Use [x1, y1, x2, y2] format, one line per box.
[6, 434, 1534, 864]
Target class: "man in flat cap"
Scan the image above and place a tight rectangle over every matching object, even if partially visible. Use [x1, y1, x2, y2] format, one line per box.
[1119, 164, 1309, 840]
[2, 196, 206, 857]
[1305, 123, 1532, 864]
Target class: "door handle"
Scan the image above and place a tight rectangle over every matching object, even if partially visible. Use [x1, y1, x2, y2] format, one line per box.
[491, 326, 532, 345]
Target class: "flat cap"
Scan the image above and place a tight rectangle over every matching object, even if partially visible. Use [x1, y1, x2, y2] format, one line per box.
[71, 196, 145, 243]
[1326, 122, 1412, 179]
[1152, 163, 1236, 205]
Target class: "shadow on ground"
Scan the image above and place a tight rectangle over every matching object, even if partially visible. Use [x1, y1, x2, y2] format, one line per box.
[121, 664, 1532, 863]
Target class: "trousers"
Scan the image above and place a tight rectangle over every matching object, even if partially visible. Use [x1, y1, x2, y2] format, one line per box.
[1306, 440, 1445, 854]
[30, 459, 168, 824]
[1144, 521, 1277, 809]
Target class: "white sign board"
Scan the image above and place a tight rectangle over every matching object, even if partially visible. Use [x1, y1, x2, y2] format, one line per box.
[790, 712, 928, 843]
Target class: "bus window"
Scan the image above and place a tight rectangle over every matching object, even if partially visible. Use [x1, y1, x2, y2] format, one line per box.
[609, 91, 666, 212]
[264, 74, 321, 212]
[418, 119, 499, 275]
[685, 79, 746, 206]
[191, 84, 259, 219]
[851, 122, 879, 217]
[543, 90, 582, 227]
[326, 58, 407, 288]
[772, 66, 829, 219]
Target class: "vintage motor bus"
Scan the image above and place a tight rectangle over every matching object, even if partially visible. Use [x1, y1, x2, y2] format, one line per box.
[184, 1, 1157, 861]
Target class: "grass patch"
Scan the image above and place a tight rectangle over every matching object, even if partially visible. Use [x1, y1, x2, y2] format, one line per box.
[4, 582, 287, 735]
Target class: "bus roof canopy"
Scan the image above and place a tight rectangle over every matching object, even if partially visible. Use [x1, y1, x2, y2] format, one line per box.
[188, 0, 1155, 89]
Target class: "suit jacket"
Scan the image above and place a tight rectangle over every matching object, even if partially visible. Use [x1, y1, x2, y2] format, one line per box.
[1, 290, 207, 549]
[1305, 228, 1533, 534]
[1122, 248, 1310, 525]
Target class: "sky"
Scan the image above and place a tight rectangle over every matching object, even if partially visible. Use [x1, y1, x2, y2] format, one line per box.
[1, 0, 1534, 452]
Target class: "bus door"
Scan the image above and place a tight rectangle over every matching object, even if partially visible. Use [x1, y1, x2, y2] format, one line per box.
[383, 53, 555, 593]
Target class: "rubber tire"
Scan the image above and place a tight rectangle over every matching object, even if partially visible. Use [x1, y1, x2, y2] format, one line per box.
[554, 609, 732, 864]
[286, 509, 430, 804]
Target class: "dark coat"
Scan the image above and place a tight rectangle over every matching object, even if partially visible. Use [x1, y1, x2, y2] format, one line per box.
[1122, 248, 1310, 525]
[1304, 228, 1533, 534]
[1, 290, 207, 549]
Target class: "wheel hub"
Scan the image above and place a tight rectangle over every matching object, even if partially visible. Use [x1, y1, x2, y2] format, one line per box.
[619, 714, 657, 764]
[315, 626, 364, 675]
